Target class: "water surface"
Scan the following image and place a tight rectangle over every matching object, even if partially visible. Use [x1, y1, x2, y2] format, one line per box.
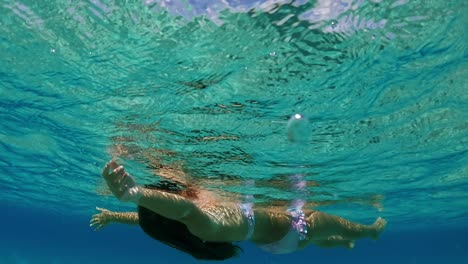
[0, 0, 467, 263]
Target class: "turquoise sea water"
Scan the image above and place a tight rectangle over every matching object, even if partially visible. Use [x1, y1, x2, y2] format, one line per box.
[1, 0, 467, 263]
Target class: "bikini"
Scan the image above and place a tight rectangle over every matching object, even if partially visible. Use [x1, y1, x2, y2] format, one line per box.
[239, 201, 308, 254]
[240, 202, 255, 240]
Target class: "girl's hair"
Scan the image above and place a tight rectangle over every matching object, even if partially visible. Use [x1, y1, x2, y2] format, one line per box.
[137, 180, 242, 261]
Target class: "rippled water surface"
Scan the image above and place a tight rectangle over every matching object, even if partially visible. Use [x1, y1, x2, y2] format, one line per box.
[1, 0, 467, 262]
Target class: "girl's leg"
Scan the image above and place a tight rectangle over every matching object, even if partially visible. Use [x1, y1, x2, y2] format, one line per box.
[308, 211, 386, 241]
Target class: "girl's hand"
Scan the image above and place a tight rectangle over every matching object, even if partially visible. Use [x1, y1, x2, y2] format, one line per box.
[90, 207, 114, 231]
[102, 160, 140, 203]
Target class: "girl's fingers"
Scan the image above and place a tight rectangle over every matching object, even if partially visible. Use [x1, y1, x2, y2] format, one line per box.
[105, 166, 124, 192]
[102, 163, 110, 179]
[111, 166, 124, 176]
[108, 166, 125, 184]
[109, 160, 119, 171]
[96, 206, 107, 212]
[114, 167, 126, 184]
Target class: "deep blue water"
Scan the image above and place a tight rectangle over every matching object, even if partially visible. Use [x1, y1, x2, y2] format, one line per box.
[2, 203, 467, 264]
[1, 0, 467, 263]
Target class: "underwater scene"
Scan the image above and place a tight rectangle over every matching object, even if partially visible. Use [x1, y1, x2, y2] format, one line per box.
[0, 0, 467, 263]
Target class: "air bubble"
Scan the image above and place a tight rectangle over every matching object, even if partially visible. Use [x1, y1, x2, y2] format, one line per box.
[286, 114, 310, 143]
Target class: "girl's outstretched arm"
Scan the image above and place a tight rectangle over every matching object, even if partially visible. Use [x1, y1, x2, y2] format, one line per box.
[103, 160, 200, 222]
[90, 207, 139, 230]
[102, 160, 249, 242]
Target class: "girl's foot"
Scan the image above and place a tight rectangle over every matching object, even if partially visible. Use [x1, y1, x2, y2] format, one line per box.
[371, 217, 387, 240]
